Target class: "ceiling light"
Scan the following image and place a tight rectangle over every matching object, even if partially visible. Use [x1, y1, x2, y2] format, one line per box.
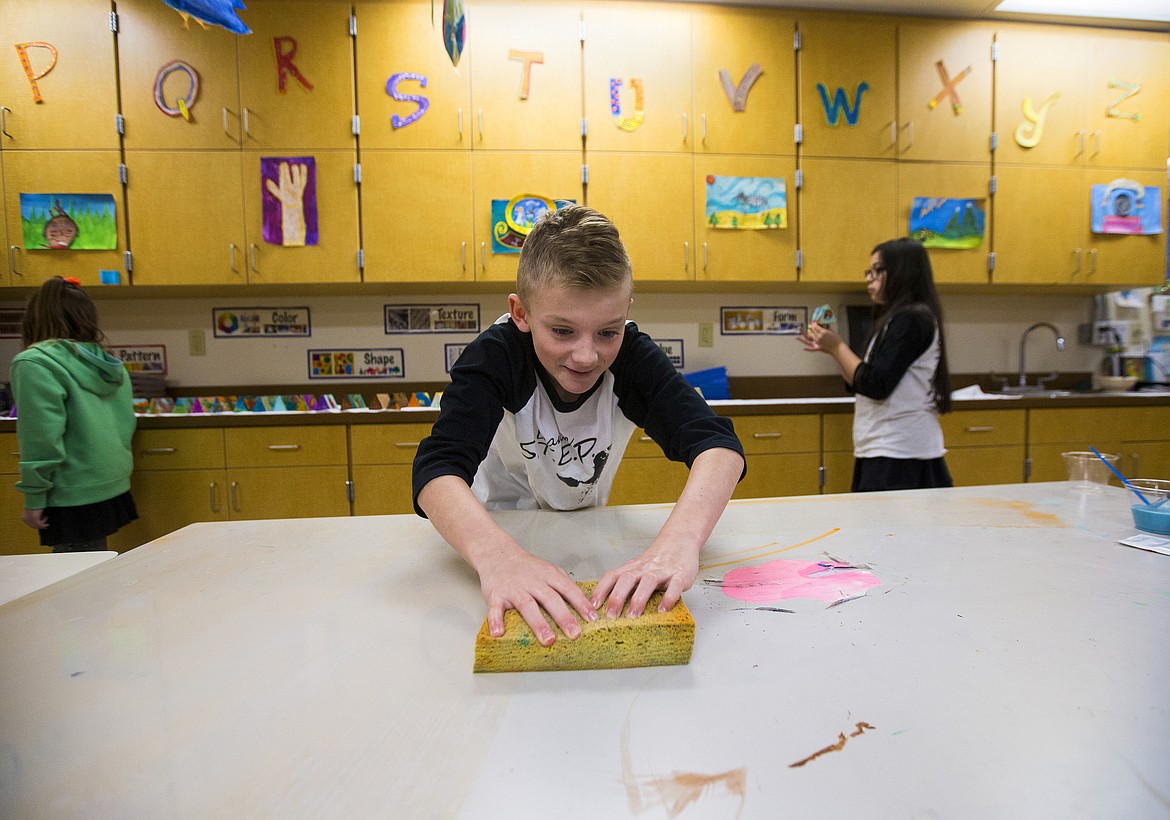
[995, 0, 1170, 22]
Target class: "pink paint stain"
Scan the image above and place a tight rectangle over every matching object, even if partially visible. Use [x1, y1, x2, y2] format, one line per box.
[720, 560, 879, 604]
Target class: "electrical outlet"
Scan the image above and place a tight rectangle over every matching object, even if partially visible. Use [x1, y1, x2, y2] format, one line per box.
[1090, 320, 1130, 347]
[188, 329, 206, 356]
[698, 322, 714, 348]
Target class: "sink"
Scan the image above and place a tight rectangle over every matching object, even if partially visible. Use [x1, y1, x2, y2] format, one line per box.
[991, 386, 1074, 397]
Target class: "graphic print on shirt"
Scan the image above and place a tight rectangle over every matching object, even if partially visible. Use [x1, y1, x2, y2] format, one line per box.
[517, 428, 612, 504]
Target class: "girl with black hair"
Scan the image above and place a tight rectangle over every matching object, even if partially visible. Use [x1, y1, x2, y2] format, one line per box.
[797, 237, 953, 492]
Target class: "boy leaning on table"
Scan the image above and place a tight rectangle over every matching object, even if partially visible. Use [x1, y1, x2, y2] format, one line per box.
[412, 205, 746, 646]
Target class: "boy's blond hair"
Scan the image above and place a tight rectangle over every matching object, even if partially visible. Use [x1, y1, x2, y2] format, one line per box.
[516, 205, 632, 306]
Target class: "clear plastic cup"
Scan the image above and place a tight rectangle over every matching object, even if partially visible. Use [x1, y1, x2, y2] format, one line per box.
[1061, 450, 1119, 492]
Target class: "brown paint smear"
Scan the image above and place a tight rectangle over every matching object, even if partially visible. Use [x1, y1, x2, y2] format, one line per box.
[789, 721, 876, 768]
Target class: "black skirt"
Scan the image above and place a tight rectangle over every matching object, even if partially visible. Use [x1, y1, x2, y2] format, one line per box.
[852, 456, 953, 493]
[38, 491, 138, 548]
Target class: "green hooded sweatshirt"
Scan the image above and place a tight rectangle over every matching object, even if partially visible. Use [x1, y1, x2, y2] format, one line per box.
[11, 340, 136, 510]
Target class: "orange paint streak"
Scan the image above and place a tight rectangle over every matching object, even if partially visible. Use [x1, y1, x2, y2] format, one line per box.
[789, 721, 875, 768]
[699, 528, 841, 570]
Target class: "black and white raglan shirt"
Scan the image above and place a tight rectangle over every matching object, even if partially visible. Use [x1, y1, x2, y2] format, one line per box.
[412, 317, 744, 514]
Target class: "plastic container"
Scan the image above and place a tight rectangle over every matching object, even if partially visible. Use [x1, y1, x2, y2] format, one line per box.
[1132, 503, 1170, 535]
[1062, 450, 1119, 491]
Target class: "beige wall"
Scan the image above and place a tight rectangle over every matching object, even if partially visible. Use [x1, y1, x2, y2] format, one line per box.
[0, 290, 1100, 389]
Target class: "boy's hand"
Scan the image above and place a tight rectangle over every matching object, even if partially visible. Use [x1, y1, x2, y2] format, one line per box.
[590, 543, 698, 619]
[479, 546, 598, 646]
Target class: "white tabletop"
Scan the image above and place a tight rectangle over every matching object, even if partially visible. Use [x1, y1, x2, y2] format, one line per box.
[0, 550, 118, 607]
[0, 483, 1167, 819]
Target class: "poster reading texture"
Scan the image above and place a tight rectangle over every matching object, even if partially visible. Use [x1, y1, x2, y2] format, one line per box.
[19, 193, 117, 250]
[704, 176, 787, 229]
[261, 157, 318, 246]
[909, 197, 986, 249]
[1091, 181, 1162, 235]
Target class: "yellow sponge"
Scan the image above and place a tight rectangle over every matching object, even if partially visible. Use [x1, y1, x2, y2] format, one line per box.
[473, 582, 696, 673]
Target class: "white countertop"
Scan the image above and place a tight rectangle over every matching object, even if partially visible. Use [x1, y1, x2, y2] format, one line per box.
[0, 551, 118, 606]
[1, 483, 1167, 818]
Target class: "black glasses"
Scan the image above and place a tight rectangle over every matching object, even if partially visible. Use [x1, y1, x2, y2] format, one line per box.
[863, 266, 886, 281]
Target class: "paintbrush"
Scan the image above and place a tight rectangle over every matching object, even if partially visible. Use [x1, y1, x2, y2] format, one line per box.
[1088, 446, 1151, 505]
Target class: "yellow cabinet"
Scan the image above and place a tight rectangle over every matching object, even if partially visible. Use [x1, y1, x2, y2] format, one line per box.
[994, 24, 1170, 171]
[797, 157, 897, 284]
[223, 426, 350, 521]
[1, 431, 46, 555]
[994, 165, 1166, 286]
[608, 428, 691, 506]
[940, 409, 1026, 486]
[586, 152, 695, 282]
[582, 2, 693, 153]
[797, 14, 897, 161]
[350, 422, 433, 516]
[354, 0, 471, 151]
[0, 0, 120, 151]
[2, 150, 128, 287]
[821, 412, 853, 494]
[692, 6, 796, 157]
[895, 21, 994, 163]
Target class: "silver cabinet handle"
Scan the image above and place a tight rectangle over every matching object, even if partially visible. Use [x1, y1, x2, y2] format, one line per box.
[889, 121, 897, 149]
[903, 121, 914, 151]
[243, 107, 252, 138]
[457, 107, 463, 138]
[267, 444, 301, 451]
[1087, 248, 1097, 276]
[478, 108, 483, 140]
[1090, 129, 1100, 157]
[222, 107, 234, 138]
[1072, 248, 1082, 275]
[703, 241, 708, 271]
[141, 447, 178, 454]
[700, 112, 707, 144]
[230, 480, 241, 512]
[639, 436, 653, 442]
[683, 241, 689, 271]
[965, 426, 994, 433]
[394, 441, 421, 448]
[682, 112, 688, 144]
[8, 245, 21, 278]
[480, 241, 486, 274]
[229, 243, 238, 272]
[0, 106, 10, 138]
[210, 482, 220, 514]
[752, 432, 783, 439]
[461, 241, 466, 272]
[249, 242, 259, 273]
[1076, 129, 1085, 156]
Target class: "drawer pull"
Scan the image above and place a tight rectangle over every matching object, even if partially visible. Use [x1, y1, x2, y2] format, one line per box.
[141, 447, 178, 455]
[395, 442, 421, 449]
[230, 481, 241, 512]
[964, 426, 995, 433]
[209, 482, 220, 514]
[639, 436, 653, 442]
[267, 444, 301, 451]
[752, 432, 783, 439]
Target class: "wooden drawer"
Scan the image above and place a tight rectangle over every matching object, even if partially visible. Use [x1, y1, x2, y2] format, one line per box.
[225, 426, 347, 468]
[1, 432, 20, 474]
[134, 428, 226, 470]
[1028, 407, 1164, 445]
[350, 423, 434, 465]
[822, 413, 853, 453]
[941, 409, 1025, 447]
[733, 414, 820, 454]
[623, 429, 666, 459]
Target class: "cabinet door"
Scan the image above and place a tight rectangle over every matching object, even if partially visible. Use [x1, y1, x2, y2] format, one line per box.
[1086, 167, 1167, 288]
[735, 452, 821, 499]
[798, 157, 896, 283]
[2, 150, 127, 286]
[693, 7, 796, 156]
[124, 151, 246, 285]
[236, 2, 357, 151]
[360, 150, 474, 283]
[797, 15, 897, 160]
[608, 456, 690, 505]
[896, 21, 993, 163]
[1085, 31, 1170, 170]
[352, 465, 416, 516]
[585, 152, 695, 282]
[693, 156, 797, 282]
[821, 451, 853, 495]
[472, 151, 584, 282]
[241, 150, 360, 284]
[582, 2, 693, 153]
[992, 165, 1083, 285]
[108, 468, 229, 552]
[468, 2, 583, 151]
[0, 0, 120, 150]
[116, 0, 243, 150]
[1121, 441, 1170, 482]
[946, 446, 1025, 486]
[354, 0, 471, 151]
[897, 162, 990, 285]
[224, 425, 347, 469]
[1, 432, 46, 554]
[228, 466, 351, 520]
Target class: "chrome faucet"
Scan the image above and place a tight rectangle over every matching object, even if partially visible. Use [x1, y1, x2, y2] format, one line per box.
[1018, 322, 1065, 388]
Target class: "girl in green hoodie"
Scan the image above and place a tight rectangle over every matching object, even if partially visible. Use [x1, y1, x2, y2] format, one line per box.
[12, 276, 138, 552]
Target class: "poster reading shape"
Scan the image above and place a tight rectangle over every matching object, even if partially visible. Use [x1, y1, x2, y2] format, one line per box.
[213, 307, 311, 338]
[705, 176, 787, 230]
[385, 304, 480, 334]
[309, 348, 404, 379]
[109, 345, 167, 374]
[909, 197, 985, 248]
[721, 306, 807, 336]
[19, 193, 117, 250]
[1091, 180, 1162, 235]
[261, 157, 318, 246]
